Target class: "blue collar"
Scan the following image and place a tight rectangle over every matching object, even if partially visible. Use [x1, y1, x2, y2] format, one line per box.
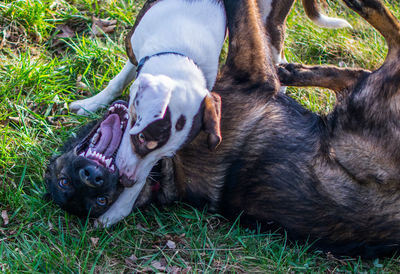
[136, 51, 194, 75]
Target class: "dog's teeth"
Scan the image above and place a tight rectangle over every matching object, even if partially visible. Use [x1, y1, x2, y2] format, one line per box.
[79, 152, 85, 156]
[124, 113, 129, 120]
[92, 133, 100, 144]
[109, 106, 115, 112]
[87, 148, 93, 156]
[111, 164, 115, 172]
[105, 158, 112, 167]
[121, 123, 124, 129]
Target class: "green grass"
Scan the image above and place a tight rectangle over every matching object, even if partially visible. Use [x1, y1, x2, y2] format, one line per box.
[1, 0, 400, 272]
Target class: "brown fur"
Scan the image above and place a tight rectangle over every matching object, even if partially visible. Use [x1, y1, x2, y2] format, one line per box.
[140, 0, 400, 257]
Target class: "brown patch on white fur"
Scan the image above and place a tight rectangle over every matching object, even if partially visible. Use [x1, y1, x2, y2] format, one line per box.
[124, 0, 159, 66]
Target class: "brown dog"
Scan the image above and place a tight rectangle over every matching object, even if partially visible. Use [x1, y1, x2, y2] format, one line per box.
[132, 0, 400, 257]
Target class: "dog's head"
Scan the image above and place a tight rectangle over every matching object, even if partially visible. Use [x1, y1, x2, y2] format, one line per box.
[116, 73, 222, 187]
[44, 101, 129, 217]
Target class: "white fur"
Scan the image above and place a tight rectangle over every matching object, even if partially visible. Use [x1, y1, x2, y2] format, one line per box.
[131, 0, 226, 90]
[257, 0, 272, 24]
[97, 0, 226, 227]
[130, 74, 174, 134]
[311, 14, 352, 29]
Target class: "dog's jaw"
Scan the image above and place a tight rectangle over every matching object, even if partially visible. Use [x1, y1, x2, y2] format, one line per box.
[95, 74, 208, 226]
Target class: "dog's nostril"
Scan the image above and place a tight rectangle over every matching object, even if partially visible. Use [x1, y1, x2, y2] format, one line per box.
[79, 166, 104, 187]
[95, 177, 104, 185]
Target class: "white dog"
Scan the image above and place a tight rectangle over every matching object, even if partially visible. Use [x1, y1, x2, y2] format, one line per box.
[71, 0, 227, 226]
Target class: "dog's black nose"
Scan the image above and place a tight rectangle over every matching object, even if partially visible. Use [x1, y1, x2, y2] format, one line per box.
[79, 165, 104, 187]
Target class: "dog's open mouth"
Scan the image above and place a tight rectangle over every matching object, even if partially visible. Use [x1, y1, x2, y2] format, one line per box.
[75, 100, 129, 172]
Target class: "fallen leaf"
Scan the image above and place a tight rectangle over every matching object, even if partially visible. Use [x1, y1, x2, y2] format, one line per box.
[90, 237, 99, 247]
[181, 266, 193, 274]
[76, 75, 89, 91]
[56, 24, 75, 39]
[151, 260, 166, 271]
[1, 211, 9, 226]
[125, 254, 138, 267]
[136, 223, 146, 230]
[166, 240, 176, 249]
[91, 16, 117, 37]
[166, 265, 181, 274]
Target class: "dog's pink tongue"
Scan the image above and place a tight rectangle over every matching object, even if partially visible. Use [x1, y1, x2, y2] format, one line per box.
[94, 113, 122, 157]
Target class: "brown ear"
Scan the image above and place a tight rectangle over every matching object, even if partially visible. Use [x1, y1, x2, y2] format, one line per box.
[203, 92, 222, 150]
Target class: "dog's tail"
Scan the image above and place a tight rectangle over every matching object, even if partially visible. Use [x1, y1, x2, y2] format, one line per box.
[302, 0, 352, 28]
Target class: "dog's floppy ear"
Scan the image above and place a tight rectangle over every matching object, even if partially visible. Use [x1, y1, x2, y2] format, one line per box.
[129, 73, 173, 135]
[203, 92, 222, 150]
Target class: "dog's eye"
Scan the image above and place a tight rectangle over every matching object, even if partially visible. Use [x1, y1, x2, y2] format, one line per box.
[58, 178, 70, 189]
[138, 132, 146, 143]
[96, 197, 107, 206]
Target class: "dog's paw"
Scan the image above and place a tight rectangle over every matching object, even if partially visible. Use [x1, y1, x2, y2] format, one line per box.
[277, 63, 304, 85]
[95, 210, 126, 228]
[69, 98, 107, 115]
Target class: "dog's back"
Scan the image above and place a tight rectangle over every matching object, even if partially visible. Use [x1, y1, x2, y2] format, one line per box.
[131, 0, 226, 89]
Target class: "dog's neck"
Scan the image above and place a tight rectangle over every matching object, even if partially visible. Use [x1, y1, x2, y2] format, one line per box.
[138, 53, 209, 90]
[136, 52, 194, 75]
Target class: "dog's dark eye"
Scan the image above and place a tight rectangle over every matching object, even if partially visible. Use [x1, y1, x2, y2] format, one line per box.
[138, 132, 146, 143]
[58, 178, 70, 189]
[96, 197, 107, 206]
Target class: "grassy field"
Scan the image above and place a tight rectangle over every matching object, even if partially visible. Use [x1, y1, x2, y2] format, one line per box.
[1, 0, 400, 272]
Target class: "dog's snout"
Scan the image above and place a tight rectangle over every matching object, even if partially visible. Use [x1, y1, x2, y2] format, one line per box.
[79, 166, 104, 187]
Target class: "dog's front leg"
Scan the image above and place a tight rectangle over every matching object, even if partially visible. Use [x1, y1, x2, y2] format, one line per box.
[70, 60, 136, 115]
[95, 179, 146, 227]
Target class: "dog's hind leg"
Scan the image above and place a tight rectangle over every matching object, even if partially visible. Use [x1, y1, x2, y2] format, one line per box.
[257, 0, 351, 93]
[302, 0, 351, 29]
[277, 63, 371, 93]
[342, 0, 400, 61]
[222, 0, 280, 96]
[70, 60, 136, 115]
